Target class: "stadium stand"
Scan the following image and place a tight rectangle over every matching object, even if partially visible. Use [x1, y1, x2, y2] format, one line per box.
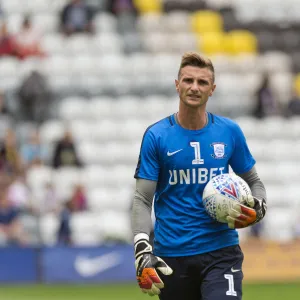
[0, 0, 299, 247]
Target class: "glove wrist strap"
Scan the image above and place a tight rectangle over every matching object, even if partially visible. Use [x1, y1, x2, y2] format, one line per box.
[134, 239, 153, 259]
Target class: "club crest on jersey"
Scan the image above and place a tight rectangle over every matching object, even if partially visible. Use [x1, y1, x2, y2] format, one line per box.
[211, 143, 227, 159]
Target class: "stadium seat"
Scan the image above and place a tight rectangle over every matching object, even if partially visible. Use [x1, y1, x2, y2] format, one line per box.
[32, 13, 58, 33]
[19, 214, 41, 245]
[80, 165, 107, 189]
[27, 165, 53, 192]
[190, 10, 223, 34]
[1, 0, 23, 15]
[163, 11, 190, 34]
[39, 213, 59, 246]
[70, 212, 102, 246]
[262, 208, 296, 242]
[0, 58, 19, 78]
[142, 32, 170, 53]
[110, 164, 135, 187]
[39, 119, 65, 144]
[88, 119, 120, 142]
[41, 55, 71, 76]
[136, 13, 163, 33]
[64, 34, 92, 55]
[200, 32, 226, 55]
[112, 96, 142, 119]
[87, 97, 114, 119]
[293, 73, 300, 96]
[99, 210, 132, 243]
[93, 12, 118, 32]
[52, 167, 82, 201]
[41, 34, 66, 55]
[98, 54, 128, 76]
[134, 0, 162, 14]
[58, 97, 89, 120]
[77, 141, 100, 165]
[92, 33, 124, 54]
[263, 184, 286, 208]
[70, 54, 97, 76]
[169, 33, 197, 54]
[224, 30, 258, 55]
[18, 57, 43, 78]
[87, 186, 132, 212]
[261, 51, 292, 73]
[269, 72, 293, 104]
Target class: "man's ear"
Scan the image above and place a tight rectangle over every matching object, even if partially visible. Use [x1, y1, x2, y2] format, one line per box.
[209, 84, 216, 96]
[175, 79, 179, 92]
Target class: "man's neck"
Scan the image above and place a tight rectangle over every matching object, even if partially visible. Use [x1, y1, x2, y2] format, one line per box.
[176, 108, 208, 130]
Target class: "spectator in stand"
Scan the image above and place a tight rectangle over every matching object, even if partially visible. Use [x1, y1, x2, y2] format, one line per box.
[0, 22, 18, 58]
[17, 70, 52, 124]
[70, 183, 87, 212]
[253, 74, 281, 119]
[7, 172, 32, 213]
[0, 186, 26, 246]
[39, 182, 60, 215]
[60, 0, 94, 36]
[0, 91, 11, 117]
[108, 0, 138, 16]
[14, 15, 46, 60]
[52, 129, 83, 169]
[0, 129, 23, 178]
[286, 90, 300, 117]
[20, 129, 49, 169]
[57, 199, 74, 245]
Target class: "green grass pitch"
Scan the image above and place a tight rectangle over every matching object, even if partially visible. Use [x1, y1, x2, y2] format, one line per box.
[0, 282, 299, 300]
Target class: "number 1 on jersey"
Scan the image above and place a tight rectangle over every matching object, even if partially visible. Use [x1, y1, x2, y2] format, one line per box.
[190, 142, 204, 165]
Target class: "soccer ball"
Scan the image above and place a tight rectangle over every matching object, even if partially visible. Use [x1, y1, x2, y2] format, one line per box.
[202, 173, 252, 223]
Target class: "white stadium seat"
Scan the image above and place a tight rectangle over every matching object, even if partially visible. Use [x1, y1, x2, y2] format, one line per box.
[32, 13, 58, 33]
[41, 34, 66, 55]
[39, 213, 59, 246]
[80, 165, 107, 189]
[93, 12, 118, 32]
[87, 186, 132, 212]
[58, 97, 89, 120]
[52, 167, 82, 201]
[39, 120, 65, 144]
[99, 211, 132, 243]
[262, 208, 296, 243]
[92, 33, 123, 54]
[70, 212, 102, 246]
[26, 165, 53, 192]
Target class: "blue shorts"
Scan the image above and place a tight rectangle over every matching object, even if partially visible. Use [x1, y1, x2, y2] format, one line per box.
[158, 245, 244, 300]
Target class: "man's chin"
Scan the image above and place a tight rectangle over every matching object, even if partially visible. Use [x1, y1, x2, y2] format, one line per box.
[184, 98, 207, 108]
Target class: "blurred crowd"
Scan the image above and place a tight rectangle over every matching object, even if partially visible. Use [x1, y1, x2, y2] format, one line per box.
[0, 0, 138, 246]
[0, 0, 300, 246]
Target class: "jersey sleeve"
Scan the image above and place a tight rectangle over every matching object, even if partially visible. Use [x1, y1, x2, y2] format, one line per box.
[229, 122, 256, 174]
[134, 128, 160, 180]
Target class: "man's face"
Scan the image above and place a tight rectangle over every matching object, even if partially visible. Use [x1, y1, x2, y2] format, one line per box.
[175, 66, 216, 108]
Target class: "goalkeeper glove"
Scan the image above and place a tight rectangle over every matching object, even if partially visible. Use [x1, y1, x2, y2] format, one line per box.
[134, 238, 173, 296]
[227, 195, 267, 229]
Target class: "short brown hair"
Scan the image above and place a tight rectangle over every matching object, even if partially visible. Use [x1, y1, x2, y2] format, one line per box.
[178, 52, 215, 82]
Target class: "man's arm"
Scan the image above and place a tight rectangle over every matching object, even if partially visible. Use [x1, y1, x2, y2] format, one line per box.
[238, 166, 267, 204]
[131, 178, 156, 242]
[131, 179, 172, 296]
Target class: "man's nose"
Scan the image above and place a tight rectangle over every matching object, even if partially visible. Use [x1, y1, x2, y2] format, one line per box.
[191, 81, 199, 92]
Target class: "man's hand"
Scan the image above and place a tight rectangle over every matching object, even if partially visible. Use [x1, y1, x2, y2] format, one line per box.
[135, 239, 173, 296]
[227, 195, 267, 229]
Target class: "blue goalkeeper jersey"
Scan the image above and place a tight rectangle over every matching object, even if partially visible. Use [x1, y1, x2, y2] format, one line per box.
[134, 112, 256, 257]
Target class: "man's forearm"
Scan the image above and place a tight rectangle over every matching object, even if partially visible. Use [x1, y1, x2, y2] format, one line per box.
[131, 179, 157, 238]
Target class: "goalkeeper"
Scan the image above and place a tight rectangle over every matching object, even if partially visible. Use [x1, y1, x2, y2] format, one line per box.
[131, 52, 267, 300]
